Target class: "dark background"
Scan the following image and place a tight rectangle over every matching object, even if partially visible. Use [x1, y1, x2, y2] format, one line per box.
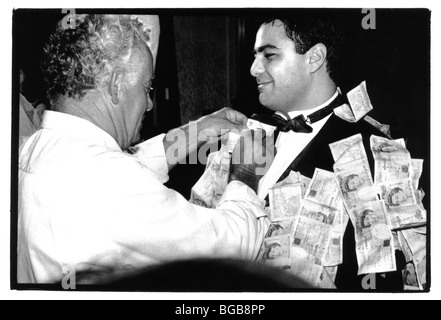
[12, 8, 431, 290]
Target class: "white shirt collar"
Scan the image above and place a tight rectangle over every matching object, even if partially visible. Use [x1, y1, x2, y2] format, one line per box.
[275, 89, 340, 122]
[41, 111, 121, 151]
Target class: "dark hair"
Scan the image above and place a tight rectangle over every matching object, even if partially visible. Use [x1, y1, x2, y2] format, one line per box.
[264, 243, 282, 260]
[265, 224, 284, 238]
[41, 14, 149, 108]
[342, 174, 362, 193]
[360, 209, 375, 229]
[263, 12, 345, 82]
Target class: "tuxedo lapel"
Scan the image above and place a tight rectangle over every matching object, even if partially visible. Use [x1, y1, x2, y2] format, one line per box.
[281, 114, 386, 180]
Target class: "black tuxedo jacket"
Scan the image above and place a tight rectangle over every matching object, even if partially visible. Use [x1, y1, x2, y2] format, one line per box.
[284, 114, 406, 291]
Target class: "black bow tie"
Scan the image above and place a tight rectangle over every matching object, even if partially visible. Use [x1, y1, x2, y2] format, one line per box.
[251, 93, 346, 134]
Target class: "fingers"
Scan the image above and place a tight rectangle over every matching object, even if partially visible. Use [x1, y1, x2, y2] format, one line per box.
[222, 107, 249, 126]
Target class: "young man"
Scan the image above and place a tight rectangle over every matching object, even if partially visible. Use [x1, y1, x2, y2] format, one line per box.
[250, 14, 405, 291]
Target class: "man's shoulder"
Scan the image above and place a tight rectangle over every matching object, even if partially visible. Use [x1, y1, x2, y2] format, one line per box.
[292, 114, 387, 177]
[322, 114, 388, 144]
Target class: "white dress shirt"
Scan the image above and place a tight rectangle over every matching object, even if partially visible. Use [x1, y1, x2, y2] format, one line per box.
[258, 90, 340, 199]
[18, 111, 269, 284]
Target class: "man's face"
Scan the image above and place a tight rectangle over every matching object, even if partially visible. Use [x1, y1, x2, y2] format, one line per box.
[250, 20, 310, 113]
[392, 190, 408, 206]
[120, 45, 154, 148]
[348, 175, 364, 191]
[268, 245, 284, 259]
[364, 212, 379, 227]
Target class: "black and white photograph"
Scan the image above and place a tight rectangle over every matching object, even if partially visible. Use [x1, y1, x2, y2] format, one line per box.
[3, 0, 439, 301]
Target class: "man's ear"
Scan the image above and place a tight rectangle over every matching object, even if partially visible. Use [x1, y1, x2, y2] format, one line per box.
[308, 43, 327, 74]
[109, 69, 125, 105]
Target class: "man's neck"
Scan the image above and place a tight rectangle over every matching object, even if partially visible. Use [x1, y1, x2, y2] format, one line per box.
[56, 92, 121, 146]
[289, 78, 337, 113]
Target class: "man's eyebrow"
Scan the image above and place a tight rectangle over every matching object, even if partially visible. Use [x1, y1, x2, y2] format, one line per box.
[253, 44, 280, 54]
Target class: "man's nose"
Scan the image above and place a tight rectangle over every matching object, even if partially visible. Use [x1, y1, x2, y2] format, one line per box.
[250, 57, 264, 77]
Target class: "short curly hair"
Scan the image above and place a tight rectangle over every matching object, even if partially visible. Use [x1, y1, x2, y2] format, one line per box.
[41, 14, 150, 108]
[263, 12, 345, 82]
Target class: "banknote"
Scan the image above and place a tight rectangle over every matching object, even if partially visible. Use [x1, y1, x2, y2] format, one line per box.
[259, 234, 291, 269]
[370, 135, 412, 184]
[413, 247, 427, 290]
[399, 228, 427, 290]
[351, 201, 396, 275]
[305, 168, 342, 210]
[370, 135, 409, 160]
[334, 158, 379, 210]
[363, 115, 392, 138]
[410, 159, 424, 190]
[387, 203, 426, 230]
[273, 171, 311, 199]
[329, 134, 369, 165]
[399, 228, 426, 257]
[346, 81, 374, 122]
[397, 231, 413, 263]
[325, 266, 339, 283]
[403, 261, 420, 290]
[292, 215, 333, 266]
[333, 81, 373, 123]
[265, 220, 295, 239]
[379, 179, 417, 210]
[269, 184, 303, 221]
[324, 198, 349, 267]
[190, 146, 231, 208]
[290, 216, 333, 286]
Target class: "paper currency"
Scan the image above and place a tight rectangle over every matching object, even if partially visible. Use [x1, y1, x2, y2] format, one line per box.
[351, 201, 396, 275]
[273, 171, 311, 199]
[329, 134, 368, 165]
[380, 179, 417, 209]
[386, 203, 426, 230]
[403, 262, 420, 290]
[397, 231, 413, 263]
[190, 148, 231, 208]
[334, 158, 379, 210]
[190, 132, 245, 208]
[324, 198, 349, 267]
[325, 266, 339, 283]
[306, 169, 342, 209]
[399, 228, 427, 290]
[399, 228, 426, 257]
[269, 184, 303, 222]
[290, 216, 333, 285]
[265, 220, 295, 239]
[346, 81, 374, 122]
[259, 234, 291, 269]
[411, 159, 424, 190]
[370, 135, 412, 184]
[363, 115, 392, 138]
[334, 81, 373, 123]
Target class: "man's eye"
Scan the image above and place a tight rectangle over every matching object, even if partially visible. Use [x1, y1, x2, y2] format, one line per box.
[265, 53, 276, 59]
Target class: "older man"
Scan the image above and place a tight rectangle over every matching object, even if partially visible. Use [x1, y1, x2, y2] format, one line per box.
[17, 14, 274, 285]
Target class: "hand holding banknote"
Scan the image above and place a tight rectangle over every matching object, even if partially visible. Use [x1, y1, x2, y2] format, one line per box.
[230, 129, 275, 193]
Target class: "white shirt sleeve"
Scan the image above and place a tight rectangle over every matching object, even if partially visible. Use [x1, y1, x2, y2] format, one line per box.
[131, 134, 169, 184]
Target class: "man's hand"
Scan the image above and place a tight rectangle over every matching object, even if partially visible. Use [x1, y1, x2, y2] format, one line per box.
[229, 129, 275, 194]
[198, 107, 249, 142]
